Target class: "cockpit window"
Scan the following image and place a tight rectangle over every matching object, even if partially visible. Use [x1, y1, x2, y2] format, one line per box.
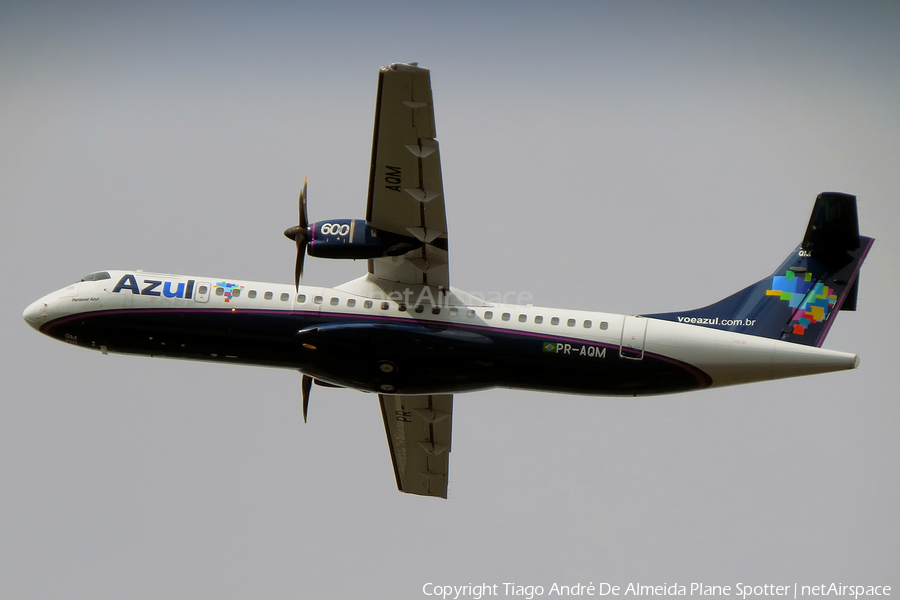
[80, 271, 111, 282]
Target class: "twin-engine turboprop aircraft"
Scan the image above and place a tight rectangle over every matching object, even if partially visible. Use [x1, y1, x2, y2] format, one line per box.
[24, 63, 873, 498]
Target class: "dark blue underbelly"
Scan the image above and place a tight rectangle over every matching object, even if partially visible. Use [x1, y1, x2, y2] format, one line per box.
[42, 308, 711, 396]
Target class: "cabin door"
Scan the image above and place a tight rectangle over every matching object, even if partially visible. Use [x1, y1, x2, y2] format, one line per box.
[619, 316, 647, 360]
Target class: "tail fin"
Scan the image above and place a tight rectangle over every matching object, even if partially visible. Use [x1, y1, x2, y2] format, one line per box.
[646, 192, 874, 347]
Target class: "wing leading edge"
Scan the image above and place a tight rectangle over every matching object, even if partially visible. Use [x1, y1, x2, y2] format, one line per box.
[379, 394, 453, 498]
[366, 63, 449, 290]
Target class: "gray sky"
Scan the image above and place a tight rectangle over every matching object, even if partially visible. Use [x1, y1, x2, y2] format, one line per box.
[2, 2, 898, 598]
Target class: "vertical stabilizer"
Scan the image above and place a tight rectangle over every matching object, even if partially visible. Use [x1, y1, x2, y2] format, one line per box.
[646, 193, 873, 347]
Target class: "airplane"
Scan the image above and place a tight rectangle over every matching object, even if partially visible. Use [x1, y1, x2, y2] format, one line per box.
[23, 62, 874, 499]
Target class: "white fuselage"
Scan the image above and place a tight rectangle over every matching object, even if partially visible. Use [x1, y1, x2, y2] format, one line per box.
[24, 270, 859, 396]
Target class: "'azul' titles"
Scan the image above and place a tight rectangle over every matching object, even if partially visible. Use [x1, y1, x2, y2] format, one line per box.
[113, 274, 195, 299]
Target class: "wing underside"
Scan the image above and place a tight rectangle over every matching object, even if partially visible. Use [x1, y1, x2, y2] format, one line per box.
[379, 393, 453, 498]
[366, 63, 449, 289]
[366, 64, 454, 498]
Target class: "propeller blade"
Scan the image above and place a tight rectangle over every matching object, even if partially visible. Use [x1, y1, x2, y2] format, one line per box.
[285, 176, 310, 291]
[301, 374, 312, 423]
[293, 242, 306, 290]
[299, 176, 308, 229]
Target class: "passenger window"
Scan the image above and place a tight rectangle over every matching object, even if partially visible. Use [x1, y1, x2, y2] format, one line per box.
[314, 296, 323, 304]
[398, 304, 406, 311]
[330, 297, 339, 306]
[432, 307, 441, 315]
[215, 287, 225, 296]
[583, 320, 592, 328]
[567, 318, 576, 327]
[449, 308, 458, 316]
[231, 288, 241, 298]
[551, 317, 559, 325]
[347, 299, 356, 307]
[364, 300, 373, 309]
[484, 311, 493, 319]
[198, 285, 209, 295]
[381, 302, 389, 310]
[600, 321, 609, 330]
[502, 313, 510, 321]
[296, 294, 305, 302]
[281, 293, 290, 301]
[518, 314, 527, 323]
[466, 309, 475, 318]
[414, 305, 424, 313]
[535, 316, 543, 324]
[264, 291, 274, 300]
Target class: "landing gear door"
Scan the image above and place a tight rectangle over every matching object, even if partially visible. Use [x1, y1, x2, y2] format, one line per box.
[620, 316, 647, 360]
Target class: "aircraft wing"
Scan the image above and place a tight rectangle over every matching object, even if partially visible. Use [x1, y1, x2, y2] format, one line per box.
[379, 393, 453, 498]
[366, 63, 449, 290]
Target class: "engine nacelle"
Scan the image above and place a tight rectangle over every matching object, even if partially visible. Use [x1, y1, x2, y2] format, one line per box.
[307, 219, 421, 259]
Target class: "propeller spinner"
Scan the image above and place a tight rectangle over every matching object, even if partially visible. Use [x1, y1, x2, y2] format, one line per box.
[283, 177, 309, 289]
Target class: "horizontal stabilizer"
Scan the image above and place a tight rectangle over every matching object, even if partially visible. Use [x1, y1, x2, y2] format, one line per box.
[841, 276, 859, 312]
[802, 192, 859, 257]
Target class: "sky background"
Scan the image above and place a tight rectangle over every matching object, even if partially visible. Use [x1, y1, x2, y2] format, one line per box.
[2, 1, 898, 598]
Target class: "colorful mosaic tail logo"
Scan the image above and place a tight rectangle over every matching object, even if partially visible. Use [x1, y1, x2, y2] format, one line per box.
[766, 270, 837, 335]
[215, 282, 244, 302]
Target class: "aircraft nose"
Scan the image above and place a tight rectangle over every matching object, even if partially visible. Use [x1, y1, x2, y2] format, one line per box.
[23, 299, 47, 331]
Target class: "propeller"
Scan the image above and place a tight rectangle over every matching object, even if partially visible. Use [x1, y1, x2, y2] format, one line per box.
[283, 177, 309, 289]
[301, 373, 312, 423]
